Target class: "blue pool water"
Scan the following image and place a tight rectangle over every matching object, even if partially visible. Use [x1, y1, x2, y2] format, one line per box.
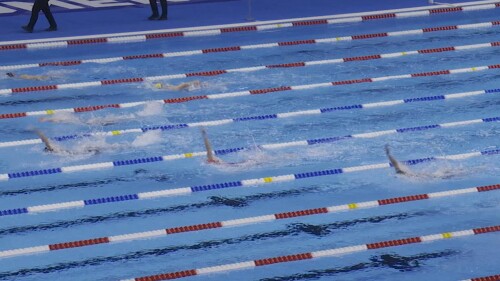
[0, 6, 499, 281]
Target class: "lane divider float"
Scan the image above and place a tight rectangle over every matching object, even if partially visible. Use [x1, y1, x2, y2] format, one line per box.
[0, 58, 498, 102]
[0, 183, 497, 258]
[1, 84, 498, 148]
[120, 225, 500, 281]
[1, 4, 498, 52]
[0, 37, 497, 72]
[1, 21, 499, 95]
[0, 116, 498, 178]
[0, 148, 498, 216]
[462, 274, 500, 281]
[0, 79, 497, 122]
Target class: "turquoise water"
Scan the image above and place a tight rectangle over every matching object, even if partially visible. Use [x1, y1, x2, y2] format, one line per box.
[0, 7, 499, 281]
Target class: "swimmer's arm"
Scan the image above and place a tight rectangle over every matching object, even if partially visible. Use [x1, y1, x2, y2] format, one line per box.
[35, 129, 56, 152]
[20, 74, 49, 81]
[201, 128, 220, 164]
[385, 145, 406, 175]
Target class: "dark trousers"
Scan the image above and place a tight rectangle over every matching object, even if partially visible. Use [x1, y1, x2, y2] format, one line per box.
[27, 0, 57, 29]
[149, 0, 168, 17]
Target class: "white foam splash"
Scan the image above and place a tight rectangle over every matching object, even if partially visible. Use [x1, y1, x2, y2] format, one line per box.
[132, 130, 162, 147]
[137, 102, 164, 117]
[39, 111, 82, 124]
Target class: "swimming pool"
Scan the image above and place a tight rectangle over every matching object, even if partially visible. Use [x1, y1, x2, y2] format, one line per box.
[0, 3, 499, 281]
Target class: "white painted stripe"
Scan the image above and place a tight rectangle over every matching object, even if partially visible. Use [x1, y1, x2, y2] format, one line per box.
[291, 83, 332, 90]
[188, 119, 233, 127]
[145, 74, 187, 81]
[108, 230, 166, 242]
[184, 30, 221, 36]
[259, 141, 308, 149]
[137, 187, 192, 199]
[27, 41, 68, 49]
[454, 43, 493, 50]
[351, 130, 397, 138]
[240, 43, 280, 49]
[0, 63, 39, 70]
[396, 10, 430, 18]
[435, 152, 482, 160]
[305, 59, 344, 65]
[82, 57, 123, 63]
[277, 109, 322, 118]
[327, 205, 351, 212]
[0, 139, 42, 148]
[427, 188, 478, 198]
[0, 246, 50, 258]
[387, 29, 423, 36]
[355, 201, 380, 208]
[107, 36, 146, 43]
[162, 50, 203, 57]
[27, 201, 85, 213]
[61, 162, 114, 173]
[327, 17, 362, 23]
[362, 100, 405, 108]
[207, 91, 250, 99]
[458, 22, 493, 29]
[449, 229, 475, 237]
[221, 215, 276, 227]
[342, 163, 391, 173]
[371, 74, 412, 81]
[270, 175, 296, 182]
[196, 261, 256, 274]
[462, 3, 496, 10]
[226, 66, 267, 72]
[420, 233, 444, 242]
[240, 178, 265, 186]
[312, 245, 368, 258]
[445, 90, 486, 99]
[57, 82, 102, 89]
[315, 37, 352, 43]
[439, 120, 483, 127]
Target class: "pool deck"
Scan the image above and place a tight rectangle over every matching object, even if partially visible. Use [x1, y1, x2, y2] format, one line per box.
[0, 0, 494, 44]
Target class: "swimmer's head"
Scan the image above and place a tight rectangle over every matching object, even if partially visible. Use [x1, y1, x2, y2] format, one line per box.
[192, 80, 201, 87]
[154, 82, 163, 89]
[6, 72, 14, 78]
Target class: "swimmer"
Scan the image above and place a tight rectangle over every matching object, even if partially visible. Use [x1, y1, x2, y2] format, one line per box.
[154, 80, 203, 91]
[201, 127, 222, 164]
[6, 72, 51, 81]
[201, 127, 258, 167]
[385, 144, 410, 175]
[34, 129, 100, 155]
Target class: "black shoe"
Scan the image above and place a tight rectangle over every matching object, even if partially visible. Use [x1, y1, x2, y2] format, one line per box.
[45, 26, 57, 32]
[22, 25, 33, 33]
[158, 15, 167, 20]
[148, 14, 159, 20]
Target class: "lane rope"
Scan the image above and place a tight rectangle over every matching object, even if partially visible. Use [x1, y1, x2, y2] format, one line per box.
[462, 274, 500, 281]
[0, 38, 497, 72]
[0, 148, 498, 216]
[0, 85, 498, 148]
[1, 3, 498, 51]
[0, 116, 498, 179]
[1, 22, 499, 95]
[120, 225, 500, 281]
[0, 183, 497, 258]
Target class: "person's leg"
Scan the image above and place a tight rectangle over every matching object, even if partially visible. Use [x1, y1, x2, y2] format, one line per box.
[41, 0, 57, 30]
[23, 0, 42, 32]
[158, 0, 168, 20]
[148, 0, 159, 20]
